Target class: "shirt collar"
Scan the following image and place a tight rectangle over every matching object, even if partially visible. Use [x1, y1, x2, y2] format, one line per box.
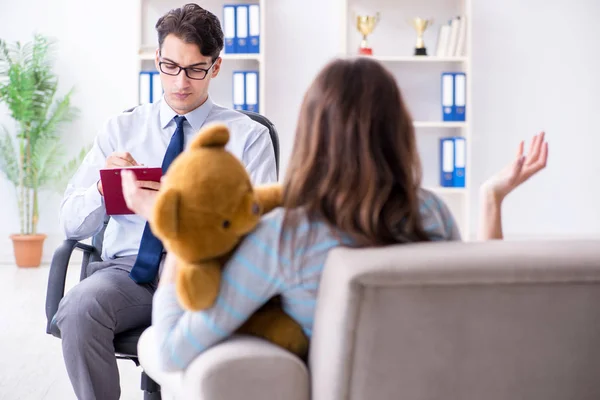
[159, 95, 214, 131]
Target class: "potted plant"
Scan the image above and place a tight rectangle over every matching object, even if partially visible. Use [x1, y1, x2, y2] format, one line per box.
[0, 34, 87, 267]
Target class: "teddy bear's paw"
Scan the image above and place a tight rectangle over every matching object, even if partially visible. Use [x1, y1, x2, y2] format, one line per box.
[176, 262, 222, 311]
[239, 307, 309, 357]
[266, 319, 309, 357]
[254, 184, 284, 214]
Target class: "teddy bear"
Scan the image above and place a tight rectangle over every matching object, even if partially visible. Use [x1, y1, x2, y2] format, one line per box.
[149, 122, 308, 357]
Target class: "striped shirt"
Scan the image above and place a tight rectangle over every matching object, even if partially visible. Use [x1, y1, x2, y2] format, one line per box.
[152, 189, 461, 371]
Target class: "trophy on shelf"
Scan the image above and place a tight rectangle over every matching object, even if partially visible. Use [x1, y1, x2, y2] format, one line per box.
[410, 17, 433, 56]
[356, 12, 380, 55]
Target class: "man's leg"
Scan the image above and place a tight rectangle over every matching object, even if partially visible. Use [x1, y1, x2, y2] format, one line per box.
[54, 256, 156, 400]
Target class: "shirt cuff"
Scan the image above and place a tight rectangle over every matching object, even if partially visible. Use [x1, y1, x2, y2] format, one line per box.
[84, 181, 104, 209]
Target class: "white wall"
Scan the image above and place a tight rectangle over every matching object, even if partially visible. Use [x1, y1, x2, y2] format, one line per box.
[0, 0, 599, 263]
[264, 0, 342, 176]
[0, 0, 139, 262]
[469, 0, 600, 238]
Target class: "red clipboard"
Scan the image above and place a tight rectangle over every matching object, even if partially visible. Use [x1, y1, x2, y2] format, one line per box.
[99, 167, 163, 215]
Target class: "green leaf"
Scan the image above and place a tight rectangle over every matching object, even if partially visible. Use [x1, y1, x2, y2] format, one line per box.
[0, 126, 19, 186]
[46, 145, 90, 194]
[0, 33, 81, 234]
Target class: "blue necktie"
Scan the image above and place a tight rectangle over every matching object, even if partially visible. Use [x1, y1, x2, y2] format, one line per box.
[129, 115, 186, 283]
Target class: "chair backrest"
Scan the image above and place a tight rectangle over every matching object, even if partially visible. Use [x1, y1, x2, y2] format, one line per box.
[238, 109, 280, 178]
[309, 239, 600, 400]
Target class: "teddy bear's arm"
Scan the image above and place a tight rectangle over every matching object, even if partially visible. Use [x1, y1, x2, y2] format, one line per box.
[254, 183, 283, 214]
[176, 259, 222, 311]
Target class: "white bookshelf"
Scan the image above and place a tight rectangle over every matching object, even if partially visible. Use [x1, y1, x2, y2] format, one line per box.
[138, 50, 263, 62]
[355, 55, 467, 63]
[339, 0, 473, 239]
[413, 121, 468, 129]
[135, 0, 267, 115]
[426, 187, 467, 195]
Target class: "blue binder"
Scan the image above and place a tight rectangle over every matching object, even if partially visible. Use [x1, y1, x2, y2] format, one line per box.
[139, 71, 152, 104]
[151, 71, 163, 103]
[232, 71, 246, 110]
[244, 71, 259, 112]
[454, 72, 466, 122]
[441, 72, 454, 121]
[223, 5, 236, 53]
[441, 72, 467, 121]
[453, 137, 466, 187]
[440, 136, 466, 187]
[248, 4, 260, 53]
[440, 137, 455, 187]
[235, 5, 249, 53]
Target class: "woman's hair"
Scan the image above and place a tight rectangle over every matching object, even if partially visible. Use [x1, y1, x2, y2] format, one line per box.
[283, 57, 431, 247]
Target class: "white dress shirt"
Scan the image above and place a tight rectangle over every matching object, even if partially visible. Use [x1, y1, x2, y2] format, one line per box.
[59, 96, 277, 260]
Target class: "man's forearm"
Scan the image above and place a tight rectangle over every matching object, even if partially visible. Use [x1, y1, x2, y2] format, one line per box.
[478, 189, 503, 240]
[60, 183, 106, 240]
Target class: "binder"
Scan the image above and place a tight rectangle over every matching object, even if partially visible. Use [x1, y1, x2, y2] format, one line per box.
[248, 4, 260, 53]
[235, 5, 249, 53]
[453, 137, 466, 187]
[435, 23, 451, 57]
[245, 71, 259, 112]
[232, 71, 246, 110]
[441, 72, 454, 121]
[139, 71, 152, 104]
[454, 72, 466, 122]
[446, 17, 461, 57]
[440, 137, 455, 187]
[441, 72, 467, 121]
[151, 72, 163, 103]
[223, 5, 236, 53]
[455, 16, 467, 56]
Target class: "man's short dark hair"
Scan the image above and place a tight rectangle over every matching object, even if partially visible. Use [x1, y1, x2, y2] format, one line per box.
[156, 3, 224, 61]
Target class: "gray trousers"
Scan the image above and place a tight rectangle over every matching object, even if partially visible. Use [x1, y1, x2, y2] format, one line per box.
[54, 255, 160, 400]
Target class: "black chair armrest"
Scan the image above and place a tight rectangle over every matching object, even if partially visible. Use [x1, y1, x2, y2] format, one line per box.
[45, 239, 100, 335]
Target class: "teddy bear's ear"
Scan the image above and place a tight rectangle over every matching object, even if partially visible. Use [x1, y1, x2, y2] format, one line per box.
[151, 188, 181, 241]
[190, 123, 230, 150]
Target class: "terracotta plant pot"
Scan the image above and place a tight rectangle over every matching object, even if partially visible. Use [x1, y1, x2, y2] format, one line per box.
[10, 234, 47, 268]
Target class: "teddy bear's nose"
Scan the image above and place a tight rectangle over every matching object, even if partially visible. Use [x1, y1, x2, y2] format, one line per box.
[252, 203, 260, 215]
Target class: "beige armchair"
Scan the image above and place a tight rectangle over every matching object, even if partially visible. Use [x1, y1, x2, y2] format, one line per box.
[139, 239, 600, 400]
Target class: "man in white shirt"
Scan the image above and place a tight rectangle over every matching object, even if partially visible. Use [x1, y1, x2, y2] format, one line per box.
[53, 4, 277, 399]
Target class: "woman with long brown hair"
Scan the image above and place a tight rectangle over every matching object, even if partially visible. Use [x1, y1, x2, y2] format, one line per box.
[122, 57, 548, 371]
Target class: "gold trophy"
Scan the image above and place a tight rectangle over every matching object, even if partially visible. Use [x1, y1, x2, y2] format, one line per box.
[410, 17, 433, 56]
[356, 13, 380, 55]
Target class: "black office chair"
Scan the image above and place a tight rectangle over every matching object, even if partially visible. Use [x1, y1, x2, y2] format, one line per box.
[44, 110, 281, 399]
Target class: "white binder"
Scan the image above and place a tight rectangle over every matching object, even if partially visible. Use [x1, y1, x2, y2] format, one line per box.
[455, 16, 467, 56]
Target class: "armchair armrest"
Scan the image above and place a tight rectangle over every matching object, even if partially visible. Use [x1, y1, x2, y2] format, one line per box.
[138, 327, 310, 400]
[44, 239, 100, 336]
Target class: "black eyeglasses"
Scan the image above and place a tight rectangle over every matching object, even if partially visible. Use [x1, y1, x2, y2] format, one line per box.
[158, 58, 217, 80]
